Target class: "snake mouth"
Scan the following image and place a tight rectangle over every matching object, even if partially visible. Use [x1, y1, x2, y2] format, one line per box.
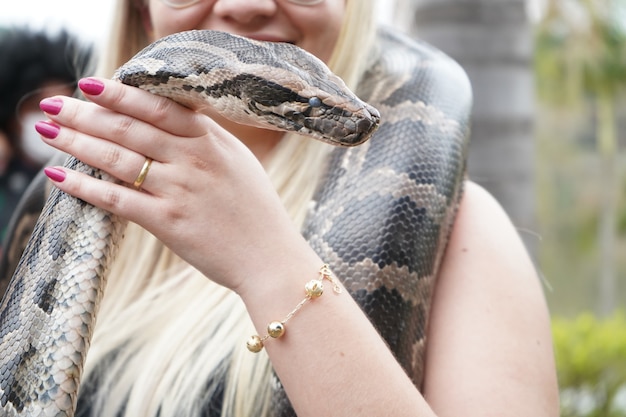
[300, 106, 380, 146]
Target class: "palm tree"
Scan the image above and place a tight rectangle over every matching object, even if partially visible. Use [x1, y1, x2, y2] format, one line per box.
[393, 0, 538, 253]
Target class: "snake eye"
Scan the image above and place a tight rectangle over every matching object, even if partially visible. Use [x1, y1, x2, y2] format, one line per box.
[308, 97, 322, 108]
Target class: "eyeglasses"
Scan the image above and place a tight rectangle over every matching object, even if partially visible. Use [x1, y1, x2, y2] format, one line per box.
[160, 0, 324, 9]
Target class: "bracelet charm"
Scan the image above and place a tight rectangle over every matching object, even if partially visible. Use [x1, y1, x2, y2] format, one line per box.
[246, 264, 341, 353]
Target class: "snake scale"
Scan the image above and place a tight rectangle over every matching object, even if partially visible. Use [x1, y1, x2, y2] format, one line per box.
[0, 28, 471, 416]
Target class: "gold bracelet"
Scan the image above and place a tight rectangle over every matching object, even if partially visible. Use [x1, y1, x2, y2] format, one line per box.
[246, 264, 342, 353]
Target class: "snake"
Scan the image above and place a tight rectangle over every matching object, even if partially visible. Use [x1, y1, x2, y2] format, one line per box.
[0, 28, 471, 416]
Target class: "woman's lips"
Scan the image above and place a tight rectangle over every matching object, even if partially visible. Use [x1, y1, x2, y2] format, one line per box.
[244, 33, 295, 44]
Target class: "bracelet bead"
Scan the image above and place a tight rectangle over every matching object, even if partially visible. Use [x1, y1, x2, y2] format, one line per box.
[246, 335, 264, 353]
[268, 321, 286, 338]
[305, 279, 324, 298]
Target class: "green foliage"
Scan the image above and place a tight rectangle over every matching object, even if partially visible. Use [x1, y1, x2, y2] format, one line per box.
[552, 311, 626, 416]
[534, 0, 626, 104]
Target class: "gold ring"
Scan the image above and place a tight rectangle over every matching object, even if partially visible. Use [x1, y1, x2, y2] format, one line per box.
[133, 157, 153, 190]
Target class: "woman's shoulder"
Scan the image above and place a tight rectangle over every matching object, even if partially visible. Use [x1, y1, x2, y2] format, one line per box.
[457, 180, 513, 228]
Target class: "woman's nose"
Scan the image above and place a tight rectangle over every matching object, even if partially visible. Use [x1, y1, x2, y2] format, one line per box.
[212, 0, 278, 25]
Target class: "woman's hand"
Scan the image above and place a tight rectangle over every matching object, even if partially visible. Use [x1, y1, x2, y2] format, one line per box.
[36, 77, 317, 293]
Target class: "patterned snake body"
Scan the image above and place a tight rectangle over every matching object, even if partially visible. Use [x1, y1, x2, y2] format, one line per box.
[0, 29, 471, 416]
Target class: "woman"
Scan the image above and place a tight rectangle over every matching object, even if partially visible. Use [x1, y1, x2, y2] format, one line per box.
[33, 0, 559, 416]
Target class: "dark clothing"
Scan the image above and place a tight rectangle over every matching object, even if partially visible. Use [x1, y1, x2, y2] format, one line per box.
[0, 158, 38, 246]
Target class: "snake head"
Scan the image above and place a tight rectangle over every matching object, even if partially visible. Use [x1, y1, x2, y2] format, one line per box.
[238, 70, 381, 147]
[113, 30, 380, 147]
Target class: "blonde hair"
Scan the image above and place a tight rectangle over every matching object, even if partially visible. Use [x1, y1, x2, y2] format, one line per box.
[83, 1, 378, 416]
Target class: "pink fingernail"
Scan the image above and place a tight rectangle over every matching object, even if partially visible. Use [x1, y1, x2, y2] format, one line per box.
[78, 77, 105, 95]
[44, 167, 66, 182]
[39, 97, 63, 115]
[35, 121, 60, 139]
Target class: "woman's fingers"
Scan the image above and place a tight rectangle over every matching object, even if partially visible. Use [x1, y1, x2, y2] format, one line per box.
[35, 76, 222, 193]
[35, 120, 162, 192]
[78, 77, 211, 138]
[43, 165, 157, 227]
[39, 96, 171, 163]
[38, 78, 212, 164]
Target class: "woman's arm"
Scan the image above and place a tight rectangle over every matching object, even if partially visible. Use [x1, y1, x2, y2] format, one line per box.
[239, 182, 560, 417]
[423, 181, 560, 416]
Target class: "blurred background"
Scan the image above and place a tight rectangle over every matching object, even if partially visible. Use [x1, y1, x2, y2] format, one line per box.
[392, 1, 625, 415]
[2, 0, 625, 415]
